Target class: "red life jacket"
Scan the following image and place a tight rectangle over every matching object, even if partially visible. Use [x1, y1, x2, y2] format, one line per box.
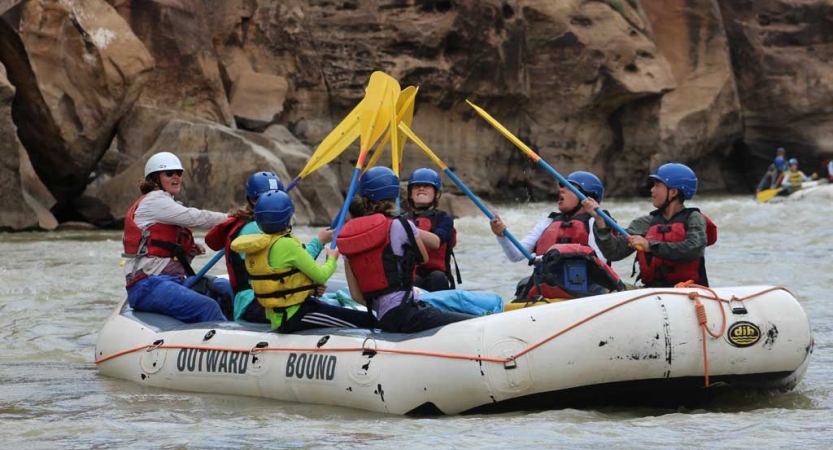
[205, 217, 249, 293]
[122, 195, 196, 286]
[535, 212, 592, 255]
[526, 243, 625, 299]
[406, 209, 461, 286]
[636, 208, 718, 287]
[336, 214, 419, 300]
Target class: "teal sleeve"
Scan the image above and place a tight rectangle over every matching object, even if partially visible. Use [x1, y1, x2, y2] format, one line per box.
[305, 237, 323, 260]
[269, 237, 337, 285]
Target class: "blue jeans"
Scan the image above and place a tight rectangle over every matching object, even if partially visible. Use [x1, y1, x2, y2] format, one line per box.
[127, 275, 227, 323]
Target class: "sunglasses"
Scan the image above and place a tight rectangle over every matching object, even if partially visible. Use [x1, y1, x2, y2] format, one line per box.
[163, 170, 183, 177]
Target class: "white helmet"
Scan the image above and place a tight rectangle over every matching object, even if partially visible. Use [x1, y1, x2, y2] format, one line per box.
[144, 152, 184, 178]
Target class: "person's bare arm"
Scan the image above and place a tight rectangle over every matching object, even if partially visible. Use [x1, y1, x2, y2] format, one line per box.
[415, 232, 429, 263]
[419, 229, 440, 249]
[344, 261, 366, 306]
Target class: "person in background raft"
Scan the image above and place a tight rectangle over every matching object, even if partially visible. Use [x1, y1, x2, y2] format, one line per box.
[756, 147, 789, 193]
[230, 190, 368, 332]
[337, 167, 474, 333]
[489, 171, 623, 299]
[122, 152, 231, 323]
[779, 158, 817, 194]
[403, 168, 461, 292]
[205, 172, 335, 323]
[584, 163, 717, 288]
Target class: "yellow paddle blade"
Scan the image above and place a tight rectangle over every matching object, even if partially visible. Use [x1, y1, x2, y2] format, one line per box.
[398, 122, 447, 170]
[393, 86, 418, 175]
[390, 87, 401, 176]
[298, 100, 363, 178]
[364, 86, 418, 173]
[357, 72, 400, 167]
[303, 125, 361, 177]
[466, 99, 539, 162]
[757, 188, 782, 203]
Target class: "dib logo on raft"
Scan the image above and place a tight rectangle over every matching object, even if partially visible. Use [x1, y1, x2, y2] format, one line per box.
[727, 321, 761, 348]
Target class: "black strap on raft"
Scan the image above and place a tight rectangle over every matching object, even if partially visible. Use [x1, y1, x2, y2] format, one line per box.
[274, 307, 290, 333]
[449, 250, 462, 285]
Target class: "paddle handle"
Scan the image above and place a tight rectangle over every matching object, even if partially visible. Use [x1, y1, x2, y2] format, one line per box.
[285, 176, 302, 192]
[184, 249, 225, 288]
[441, 167, 534, 261]
[398, 122, 535, 262]
[535, 159, 630, 237]
[330, 167, 363, 249]
[466, 100, 630, 238]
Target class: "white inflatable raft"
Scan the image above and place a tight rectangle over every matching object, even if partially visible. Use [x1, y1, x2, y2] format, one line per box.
[768, 179, 832, 202]
[95, 285, 813, 415]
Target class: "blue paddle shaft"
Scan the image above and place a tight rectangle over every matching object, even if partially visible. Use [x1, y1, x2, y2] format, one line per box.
[184, 249, 225, 288]
[285, 176, 302, 192]
[536, 159, 631, 237]
[331, 167, 363, 249]
[442, 168, 534, 261]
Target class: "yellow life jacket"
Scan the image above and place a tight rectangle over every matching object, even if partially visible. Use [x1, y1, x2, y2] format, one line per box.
[786, 170, 804, 186]
[230, 233, 316, 309]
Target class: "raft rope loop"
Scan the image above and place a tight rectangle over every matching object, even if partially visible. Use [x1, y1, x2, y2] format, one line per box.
[95, 286, 790, 388]
[674, 280, 728, 387]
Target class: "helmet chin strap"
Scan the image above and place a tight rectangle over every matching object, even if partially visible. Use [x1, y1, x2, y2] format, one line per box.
[658, 190, 681, 214]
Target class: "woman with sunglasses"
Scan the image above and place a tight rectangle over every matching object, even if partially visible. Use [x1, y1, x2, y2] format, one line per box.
[122, 152, 231, 323]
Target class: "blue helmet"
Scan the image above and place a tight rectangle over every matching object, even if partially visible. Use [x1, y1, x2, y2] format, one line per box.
[789, 158, 799, 165]
[407, 168, 442, 192]
[774, 156, 785, 166]
[360, 167, 400, 202]
[565, 171, 604, 202]
[254, 190, 294, 233]
[648, 163, 698, 200]
[246, 171, 284, 200]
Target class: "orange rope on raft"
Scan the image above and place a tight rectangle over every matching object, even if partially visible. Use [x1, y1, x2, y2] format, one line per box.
[95, 286, 788, 387]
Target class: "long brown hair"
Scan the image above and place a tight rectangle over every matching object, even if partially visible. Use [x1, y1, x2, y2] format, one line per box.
[138, 174, 160, 194]
[364, 198, 398, 216]
[229, 200, 255, 222]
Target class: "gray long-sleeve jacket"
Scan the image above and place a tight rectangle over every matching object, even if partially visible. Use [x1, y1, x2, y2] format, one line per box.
[593, 208, 707, 263]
